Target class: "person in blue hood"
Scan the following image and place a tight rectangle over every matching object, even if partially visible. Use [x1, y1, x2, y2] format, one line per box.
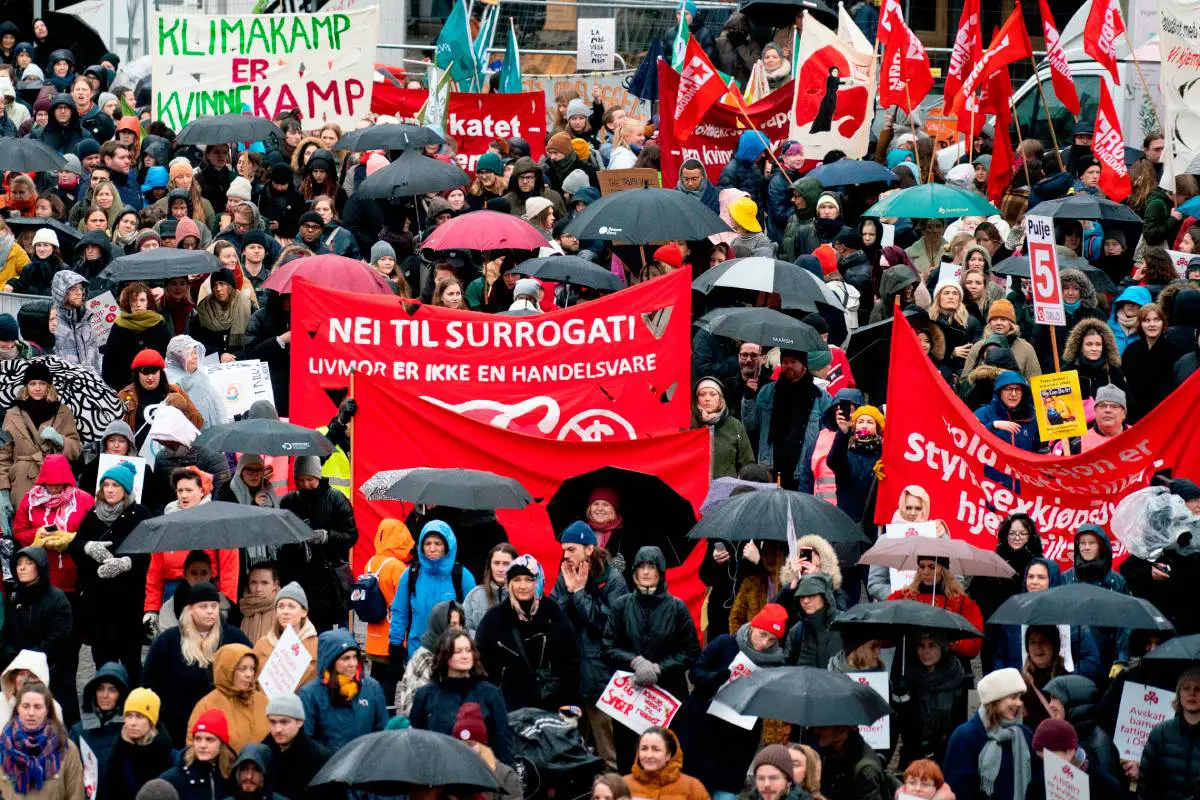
[1061, 525, 1131, 673]
[717, 131, 770, 213]
[297, 629, 388, 752]
[974, 370, 1042, 453]
[389, 520, 478, 659]
[1107, 285, 1151, 355]
[985, 557, 1102, 684]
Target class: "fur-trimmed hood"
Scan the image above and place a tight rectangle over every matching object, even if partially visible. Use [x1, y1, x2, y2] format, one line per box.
[912, 319, 945, 360]
[1063, 317, 1121, 368]
[1058, 267, 1098, 309]
[785, 534, 843, 589]
[965, 364, 1006, 388]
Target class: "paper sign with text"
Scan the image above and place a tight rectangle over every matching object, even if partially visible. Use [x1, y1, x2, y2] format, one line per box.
[847, 671, 889, 749]
[96, 454, 147, 502]
[1114, 681, 1174, 761]
[86, 292, 118, 347]
[707, 652, 759, 729]
[1044, 750, 1089, 800]
[596, 670, 682, 734]
[883, 521, 938, 592]
[204, 359, 275, 417]
[1027, 216, 1065, 326]
[1167, 249, 1196, 277]
[1031, 371, 1088, 441]
[80, 736, 98, 799]
[598, 168, 660, 194]
[577, 19, 616, 70]
[258, 624, 313, 699]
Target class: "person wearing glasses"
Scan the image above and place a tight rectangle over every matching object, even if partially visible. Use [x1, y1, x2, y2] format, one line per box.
[117, 348, 204, 449]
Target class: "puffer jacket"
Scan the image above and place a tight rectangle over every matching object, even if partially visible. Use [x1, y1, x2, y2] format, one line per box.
[1138, 713, 1200, 800]
[409, 672, 515, 766]
[1060, 524, 1130, 666]
[974, 371, 1042, 452]
[550, 554, 629, 702]
[51, 270, 100, 371]
[389, 521, 478, 656]
[622, 728, 709, 800]
[601, 546, 700, 700]
[296, 630, 389, 752]
[1032, 268, 1107, 372]
[363, 519, 415, 658]
[185, 643, 269, 752]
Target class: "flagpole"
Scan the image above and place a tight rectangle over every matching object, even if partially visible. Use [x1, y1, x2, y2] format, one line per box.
[1009, 93, 1035, 191]
[1030, 56, 1067, 172]
[1121, 27, 1163, 135]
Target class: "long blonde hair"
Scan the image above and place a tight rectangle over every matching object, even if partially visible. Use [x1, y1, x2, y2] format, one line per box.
[905, 562, 965, 597]
[928, 284, 968, 327]
[179, 604, 222, 668]
[787, 744, 826, 800]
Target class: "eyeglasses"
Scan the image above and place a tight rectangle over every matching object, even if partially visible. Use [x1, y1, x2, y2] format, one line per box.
[1007, 530, 1030, 540]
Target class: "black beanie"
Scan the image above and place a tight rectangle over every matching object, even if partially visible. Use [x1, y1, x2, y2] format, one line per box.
[298, 211, 324, 227]
[270, 163, 294, 184]
[211, 268, 237, 289]
[242, 229, 271, 249]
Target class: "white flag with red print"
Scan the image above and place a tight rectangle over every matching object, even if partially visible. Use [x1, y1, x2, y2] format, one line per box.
[1092, 81, 1131, 202]
[1084, 0, 1125, 84]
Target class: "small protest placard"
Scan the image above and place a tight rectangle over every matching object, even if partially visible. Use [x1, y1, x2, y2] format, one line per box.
[598, 168, 660, 195]
[1114, 681, 1174, 761]
[95, 454, 147, 502]
[883, 521, 938, 592]
[1031, 371, 1088, 441]
[847, 671, 889, 750]
[86, 291, 118, 346]
[596, 670, 682, 734]
[80, 736, 98, 799]
[1167, 249, 1195, 277]
[707, 652, 759, 729]
[204, 359, 275, 417]
[577, 18, 616, 71]
[1044, 750, 1090, 800]
[258, 625, 313, 699]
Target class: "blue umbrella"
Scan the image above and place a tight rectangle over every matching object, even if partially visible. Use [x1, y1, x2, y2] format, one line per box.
[806, 160, 897, 188]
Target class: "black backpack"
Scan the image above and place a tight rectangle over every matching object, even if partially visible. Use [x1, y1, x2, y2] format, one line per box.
[405, 561, 465, 641]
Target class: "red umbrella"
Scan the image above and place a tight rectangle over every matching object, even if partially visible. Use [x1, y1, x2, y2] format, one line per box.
[261, 254, 396, 295]
[421, 210, 548, 252]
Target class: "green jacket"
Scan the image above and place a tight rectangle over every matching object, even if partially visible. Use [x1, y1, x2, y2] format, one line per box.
[1142, 187, 1179, 246]
[692, 411, 754, 479]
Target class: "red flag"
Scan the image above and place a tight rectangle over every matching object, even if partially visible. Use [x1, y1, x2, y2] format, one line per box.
[875, 0, 904, 47]
[952, 7, 1032, 136]
[673, 36, 728, 135]
[987, 85, 1015, 205]
[943, 0, 981, 101]
[1039, 0, 1080, 115]
[1084, 0, 1124, 84]
[1093, 81, 1131, 202]
[878, 15, 933, 111]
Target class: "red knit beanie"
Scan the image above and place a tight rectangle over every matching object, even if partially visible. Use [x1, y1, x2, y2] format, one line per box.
[750, 603, 788, 639]
[192, 708, 231, 747]
[452, 702, 489, 745]
[653, 243, 684, 270]
[814, 244, 839, 276]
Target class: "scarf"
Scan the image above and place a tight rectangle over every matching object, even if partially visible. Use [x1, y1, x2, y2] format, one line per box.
[735, 623, 786, 667]
[332, 671, 360, 701]
[1063, 299, 1081, 314]
[17, 396, 59, 429]
[508, 591, 540, 622]
[27, 485, 77, 530]
[195, 293, 251, 347]
[976, 706, 1031, 800]
[549, 152, 579, 179]
[700, 406, 728, 425]
[114, 310, 164, 332]
[113, 228, 138, 248]
[849, 432, 882, 450]
[1116, 307, 1140, 334]
[0, 721, 63, 795]
[93, 498, 126, 524]
[163, 295, 194, 335]
[814, 216, 843, 239]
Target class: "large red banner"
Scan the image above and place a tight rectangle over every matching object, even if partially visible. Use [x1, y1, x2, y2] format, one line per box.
[289, 271, 693, 439]
[876, 309, 1200, 568]
[658, 59, 795, 187]
[350, 376, 713, 621]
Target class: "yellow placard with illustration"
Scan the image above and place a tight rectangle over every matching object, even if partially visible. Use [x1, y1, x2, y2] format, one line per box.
[1031, 371, 1088, 441]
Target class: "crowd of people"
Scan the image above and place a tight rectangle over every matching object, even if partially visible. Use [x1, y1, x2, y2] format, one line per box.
[0, 7, 1191, 800]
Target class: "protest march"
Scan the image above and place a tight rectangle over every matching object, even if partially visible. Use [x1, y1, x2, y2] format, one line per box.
[0, 0, 1198, 799]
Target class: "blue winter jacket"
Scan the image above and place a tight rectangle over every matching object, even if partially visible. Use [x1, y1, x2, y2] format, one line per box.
[1107, 286, 1151, 355]
[389, 520, 478, 656]
[974, 371, 1042, 453]
[1061, 524, 1131, 665]
[717, 131, 770, 212]
[297, 630, 389, 752]
[944, 712, 1038, 800]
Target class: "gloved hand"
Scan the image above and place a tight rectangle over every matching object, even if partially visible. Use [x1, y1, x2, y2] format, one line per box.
[630, 655, 660, 687]
[39, 531, 75, 552]
[309, 529, 329, 545]
[97, 557, 132, 579]
[389, 644, 408, 683]
[1109, 662, 1126, 680]
[142, 612, 159, 640]
[83, 540, 114, 563]
[336, 398, 358, 425]
[611, 552, 626, 576]
[39, 427, 64, 448]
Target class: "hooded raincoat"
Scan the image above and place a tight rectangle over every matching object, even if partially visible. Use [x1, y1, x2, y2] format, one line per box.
[389, 521, 478, 657]
[185, 643, 269, 752]
[296, 629, 389, 752]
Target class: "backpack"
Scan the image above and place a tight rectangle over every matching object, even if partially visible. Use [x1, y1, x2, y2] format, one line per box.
[405, 561, 466, 640]
[350, 557, 396, 623]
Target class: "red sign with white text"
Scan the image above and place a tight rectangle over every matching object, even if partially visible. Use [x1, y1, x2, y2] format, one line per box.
[1026, 215, 1065, 326]
[445, 92, 546, 173]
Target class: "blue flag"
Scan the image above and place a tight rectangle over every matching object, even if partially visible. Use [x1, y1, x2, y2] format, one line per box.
[626, 38, 663, 103]
[436, 0, 477, 86]
[498, 18, 523, 93]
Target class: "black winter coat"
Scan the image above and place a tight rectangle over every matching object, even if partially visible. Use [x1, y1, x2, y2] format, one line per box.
[717, 159, 767, 214]
[601, 576, 700, 699]
[893, 655, 967, 768]
[142, 623, 252, 745]
[1121, 336, 1182, 422]
[2, 546, 72, 668]
[277, 482, 357, 632]
[101, 319, 172, 389]
[68, 503, 153, 645]
[101, 729, 175, 799]
[549, 558, 630, 702]
[1137, 714, 1200, 800]
[243, 301, 289, 415]
[409, 674, 515, 766]
[263, 729, 331, 800]
[827, 431, 879, 525]
[8, 256, 62, 296]
[475, 597, 581, 712]
[820, 731, 889, 800]
[160, 756, 234, 800]
[147, 445, 231, 513]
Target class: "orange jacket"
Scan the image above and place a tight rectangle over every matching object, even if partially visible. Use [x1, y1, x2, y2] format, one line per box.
[364, 519, 415, 657]
[144, 548, 240, 612]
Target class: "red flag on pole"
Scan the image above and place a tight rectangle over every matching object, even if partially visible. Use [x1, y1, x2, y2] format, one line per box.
[1093, 81, 1131, 202]
[1039, 0, 1080, 115]
[985, 69, 1016, 204]
[673, 36, 728, 135]
[877, 5, 932, 112]
[951, 7, 1032, 137]
[943, 0, 981, 101]
[1084, 0, 1125, 85]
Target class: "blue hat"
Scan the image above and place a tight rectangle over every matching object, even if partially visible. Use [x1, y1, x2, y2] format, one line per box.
[560, 520, 597, 547]
[683, 0, 698, 17]
[99, 460, 137, 494]
[0, 314, 18, 342]
[141, 165, 168, 193]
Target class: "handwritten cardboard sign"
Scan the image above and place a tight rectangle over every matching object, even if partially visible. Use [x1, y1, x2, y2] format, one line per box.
[598, 168, 660, 195]
[707, 652, 759, 729]
[258, 624, 313, 699]
[1114, 681, 1174, 761]
[1044, 750, 1090, 800]
[847, 671, 890, 750]
[596, 670, 681, 734]
[576, 18, 616, 71]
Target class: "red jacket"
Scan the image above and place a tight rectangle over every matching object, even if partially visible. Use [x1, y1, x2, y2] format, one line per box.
[886, 587, 984, 659]
[13, 488, 94, 593]
[144, 548, 240, 612]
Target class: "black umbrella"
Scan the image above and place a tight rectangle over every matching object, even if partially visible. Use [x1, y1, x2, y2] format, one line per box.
[359, 467, 533, 509]
[693, 257, 838, 312]
[987, 583, 1175, 630]
[0, 138, 67, 172]
[99, 248, 221, 282]
[309, 729, 500, 795]
[845, 309, 923, 404]
[991, 255, 1117, 295]
[4, 217, 81, 251]
[117, 502, 313, 554]
[738, 0, 837, 28]
[833, 600, 983, 642]
[1142, 634, 1200, 665]
[336, 124, 443, 152]
[714, 666, 890, 727]
[698, 307, 826, 351]
[565, 188, 730, 243]
[687, 489, 869, 546]
[513, 256, 624, 292]
[174, 114, 282, 146]
[547, 466, 697, 568]
[357, 149, 471, 200]
[806, 160, 897, 187]
[1026, 194, 1144, 223]
[194, 419, 334, 458]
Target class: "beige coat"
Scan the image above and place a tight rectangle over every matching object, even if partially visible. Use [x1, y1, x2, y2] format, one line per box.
[962, 330, 1043, 380]
[0, 388, 83, 504]
[0, 738, 85, 800]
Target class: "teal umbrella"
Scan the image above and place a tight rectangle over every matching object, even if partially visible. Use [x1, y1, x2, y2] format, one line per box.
[862, 184, 1000, 219]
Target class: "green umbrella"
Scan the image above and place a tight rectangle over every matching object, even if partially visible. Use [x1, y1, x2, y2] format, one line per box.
[862, 184, 1000, 219]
